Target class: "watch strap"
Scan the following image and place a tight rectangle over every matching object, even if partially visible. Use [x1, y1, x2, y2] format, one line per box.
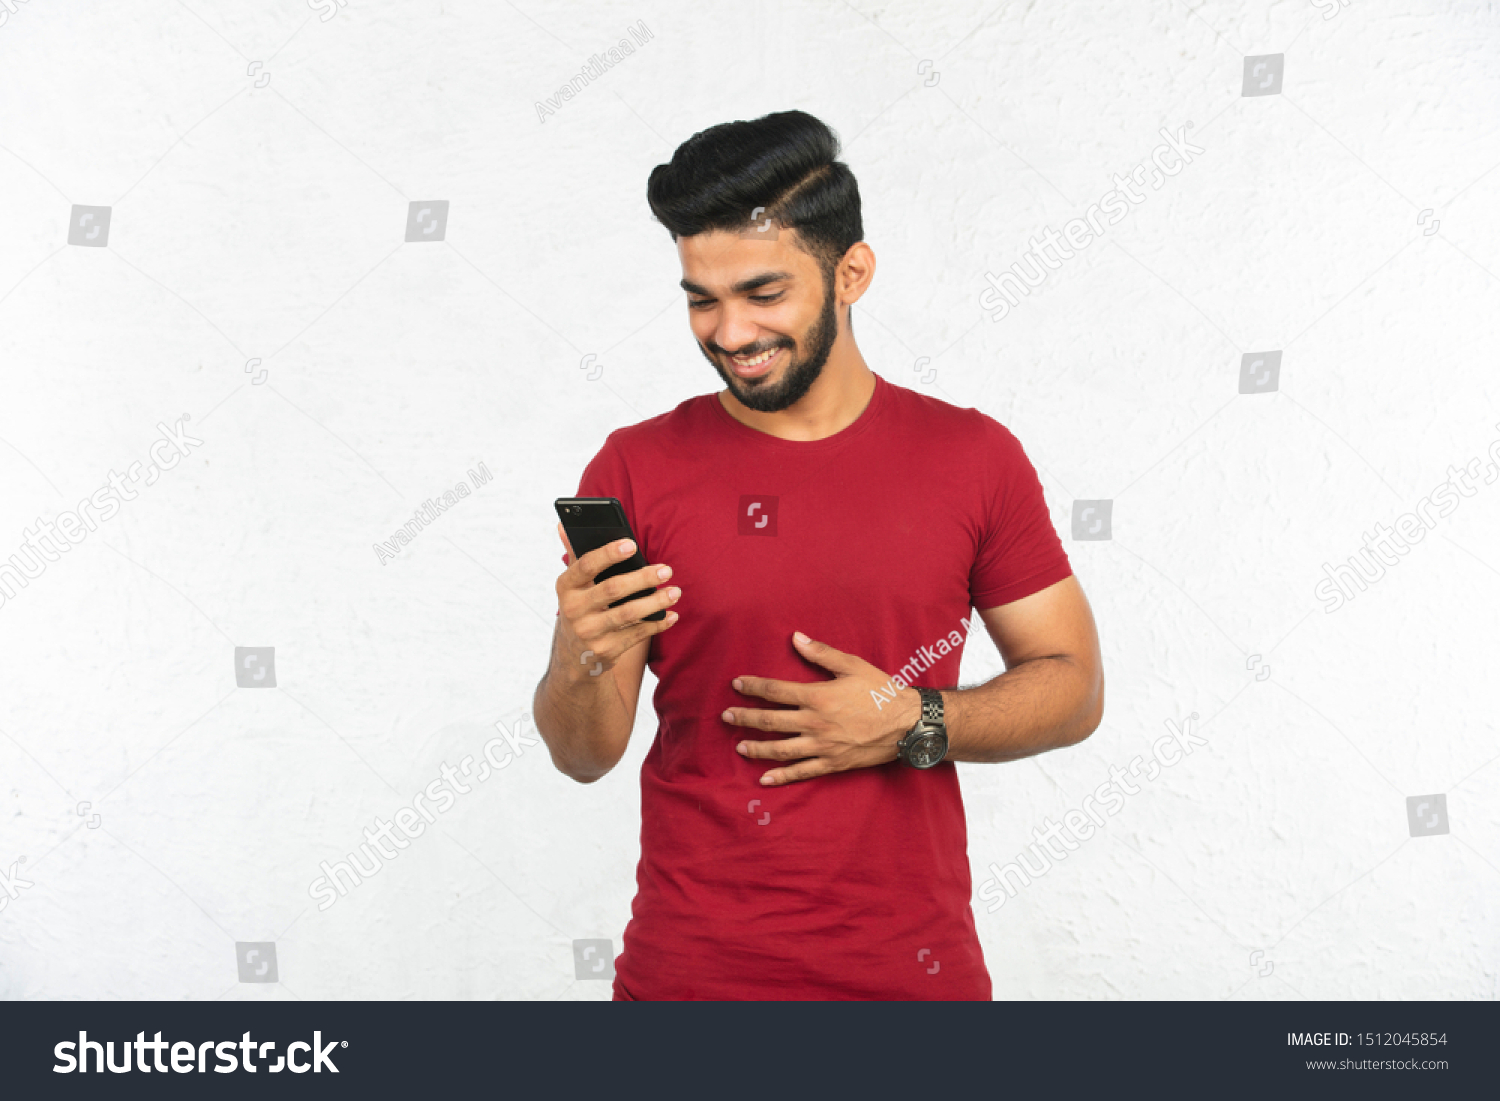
[917, 686, 944, 726]
[898, 687, 947, 767]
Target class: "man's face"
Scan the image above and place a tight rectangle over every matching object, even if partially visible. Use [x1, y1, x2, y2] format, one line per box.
[677, 229, 840, 414]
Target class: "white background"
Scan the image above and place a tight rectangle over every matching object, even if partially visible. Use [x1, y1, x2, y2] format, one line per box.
[1, 0, 1497, 1000]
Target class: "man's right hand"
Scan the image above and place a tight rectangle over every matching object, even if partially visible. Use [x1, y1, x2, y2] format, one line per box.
[555, 524, 680, 680]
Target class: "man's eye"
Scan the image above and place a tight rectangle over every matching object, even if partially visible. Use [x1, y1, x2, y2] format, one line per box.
[750, 294, 782, 304]
[688, 298, 714, 309]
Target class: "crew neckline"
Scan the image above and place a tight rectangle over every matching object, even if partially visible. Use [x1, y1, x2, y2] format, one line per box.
[708, 370, 890, 453]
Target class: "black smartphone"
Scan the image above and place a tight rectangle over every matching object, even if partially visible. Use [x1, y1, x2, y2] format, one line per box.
[554, 497, 666, 622]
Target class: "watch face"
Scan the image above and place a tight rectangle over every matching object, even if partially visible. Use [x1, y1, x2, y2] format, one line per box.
[907, 731, 945, 769]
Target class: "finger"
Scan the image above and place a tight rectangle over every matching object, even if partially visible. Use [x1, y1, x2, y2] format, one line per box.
[731, 676, 810, 706]
[580, 582, 680, 636]
[736, 735, 817, 761]
[721, 706, 807, 734]
[566, 538, 638, 592]
[577, 609, 679, 671]
[757, 758, 835, 786]
[607, 608, 680, 655]
[593, 561, 674, 612]
[557, 523, 575, 563]
[569, 554, 676, 624]
[792, 632, 864, 676]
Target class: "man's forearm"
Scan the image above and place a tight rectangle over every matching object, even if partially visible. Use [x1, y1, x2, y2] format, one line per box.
[900, 656, 1102, 765]
[532, 629, 634, 783]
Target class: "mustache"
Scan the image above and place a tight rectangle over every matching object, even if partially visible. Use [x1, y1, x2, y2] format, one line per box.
[707, 338, 794, 358]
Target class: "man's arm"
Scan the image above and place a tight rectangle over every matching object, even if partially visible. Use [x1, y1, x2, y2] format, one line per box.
[727, 573, 1103, 785]
[533, 530, 679, 783]
[930, 574, 1104, 764]
[533, 617, 649, 783]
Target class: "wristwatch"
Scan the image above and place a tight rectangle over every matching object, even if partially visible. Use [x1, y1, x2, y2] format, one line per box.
[896, 686, 948, 768]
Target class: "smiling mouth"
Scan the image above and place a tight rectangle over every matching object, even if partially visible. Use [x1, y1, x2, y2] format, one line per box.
[728, 346, 784, 378]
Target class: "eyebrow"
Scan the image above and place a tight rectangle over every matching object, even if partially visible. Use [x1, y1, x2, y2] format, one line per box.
[679, 271, 795, 297]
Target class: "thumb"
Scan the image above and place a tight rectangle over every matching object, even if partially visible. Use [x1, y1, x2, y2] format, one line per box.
[792, 631, 863, 676]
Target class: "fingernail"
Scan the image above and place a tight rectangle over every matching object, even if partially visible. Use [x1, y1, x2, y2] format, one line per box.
[794, 631, 809, 644]
[618, 540, 634, 554]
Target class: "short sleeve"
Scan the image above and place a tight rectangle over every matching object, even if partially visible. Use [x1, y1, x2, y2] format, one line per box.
[968, 421, 1073, 609]
[558, 430, 636, 568]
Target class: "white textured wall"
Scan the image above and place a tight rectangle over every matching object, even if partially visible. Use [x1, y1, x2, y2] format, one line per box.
[1, 0, 1497, 1000]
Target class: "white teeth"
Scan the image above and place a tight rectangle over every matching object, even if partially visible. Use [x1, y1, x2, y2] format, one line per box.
[732, 349, 776, 367]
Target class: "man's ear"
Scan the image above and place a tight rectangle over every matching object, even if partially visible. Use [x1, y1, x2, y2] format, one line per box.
[836, 241, 876, 308]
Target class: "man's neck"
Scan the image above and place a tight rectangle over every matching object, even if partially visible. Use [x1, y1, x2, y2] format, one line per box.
[717, 348, 877, 443]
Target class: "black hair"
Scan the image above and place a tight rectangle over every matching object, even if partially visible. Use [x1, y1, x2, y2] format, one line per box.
[647, 110, 863, 293]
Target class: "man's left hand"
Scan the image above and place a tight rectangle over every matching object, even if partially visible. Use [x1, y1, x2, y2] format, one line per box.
[724, 631, 921, 785]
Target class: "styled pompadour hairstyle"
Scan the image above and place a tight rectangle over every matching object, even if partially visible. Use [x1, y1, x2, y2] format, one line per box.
[646, 109, 864, 285]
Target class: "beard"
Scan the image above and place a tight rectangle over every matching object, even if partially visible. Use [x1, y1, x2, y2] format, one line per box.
[700, 275, 839, 414]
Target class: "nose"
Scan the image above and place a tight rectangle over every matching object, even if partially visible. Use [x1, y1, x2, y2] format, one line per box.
[713, 304, 763, 356]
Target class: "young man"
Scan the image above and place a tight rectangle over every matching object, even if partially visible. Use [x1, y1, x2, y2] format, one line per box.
[536, 110, 1104, 1000]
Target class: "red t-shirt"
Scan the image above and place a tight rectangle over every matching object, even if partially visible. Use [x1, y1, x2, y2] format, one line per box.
[561, 371, 1072, 999]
